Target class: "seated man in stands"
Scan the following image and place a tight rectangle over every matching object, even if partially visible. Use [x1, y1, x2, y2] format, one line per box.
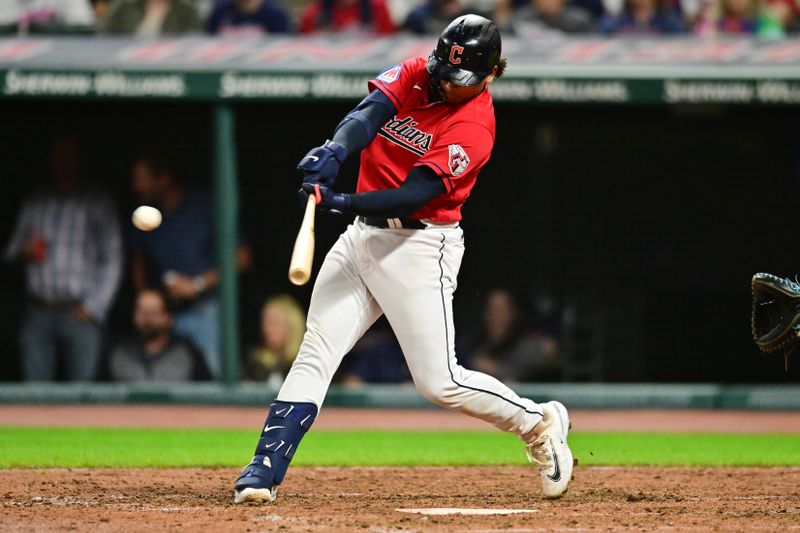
[104, 289, 210, 382]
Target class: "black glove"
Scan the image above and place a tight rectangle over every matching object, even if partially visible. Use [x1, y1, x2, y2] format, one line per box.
[751, 272, 800, 370]
[298, 183, 350, 214]
[297, 140, 348, 186]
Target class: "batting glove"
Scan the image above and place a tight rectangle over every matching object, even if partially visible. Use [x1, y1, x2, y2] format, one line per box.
[299, 183, 350, 214]
[297, 140, 348, 186]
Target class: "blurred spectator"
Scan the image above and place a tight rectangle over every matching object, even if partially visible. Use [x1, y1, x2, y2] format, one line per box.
[91, 0, 111, 26]
[694, 0, 786, 37]
[468, 288, 560, 382]
[129, 153, 253, 379]
[103, 288, 210, 381]
[510, 0, 594, 35]
[342, 317, 411, 385]
[4, 136, 123, 381]
[467, 0, 515, 25]
[102, 0, 202, 35]
[245, 295, 305, 386]
[403, 0, 469, 34]
[385, 0, 422, 26]
[0, 0, 94, 34]
[206, 0, 289, 35]
[299, 0, 397, 34]
[771, 0, 800, 33]
[598, 0, 686, 33]
[572, 0, 606, 20]
[396, 0, 515, 30]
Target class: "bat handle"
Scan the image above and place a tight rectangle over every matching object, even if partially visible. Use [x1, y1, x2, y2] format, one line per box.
[287, 193, 318, 286]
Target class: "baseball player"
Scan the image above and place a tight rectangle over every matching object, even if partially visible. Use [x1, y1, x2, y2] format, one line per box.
[235, 14, 573, 503]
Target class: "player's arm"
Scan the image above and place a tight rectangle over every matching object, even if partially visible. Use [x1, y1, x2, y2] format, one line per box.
[332, 90, 396, 155]
[297, 90, 397, 186]
[301, 165, 445, 218]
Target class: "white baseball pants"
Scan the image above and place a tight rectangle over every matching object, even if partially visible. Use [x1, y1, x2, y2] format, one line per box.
[278, 219, 544, 439]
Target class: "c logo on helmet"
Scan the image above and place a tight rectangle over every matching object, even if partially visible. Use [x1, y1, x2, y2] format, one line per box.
[449, 45, 464, 65]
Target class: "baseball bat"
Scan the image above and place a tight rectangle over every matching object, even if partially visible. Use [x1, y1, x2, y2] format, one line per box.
[288, 192, 318, 286]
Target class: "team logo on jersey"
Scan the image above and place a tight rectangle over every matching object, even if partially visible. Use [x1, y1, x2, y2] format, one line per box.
[376, 64, 402, 84]
[378, 116, 433, 156]
[448, 144, 470, 176]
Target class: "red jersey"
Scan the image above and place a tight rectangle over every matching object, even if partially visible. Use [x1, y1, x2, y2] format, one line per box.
[359, 56, 496, 222]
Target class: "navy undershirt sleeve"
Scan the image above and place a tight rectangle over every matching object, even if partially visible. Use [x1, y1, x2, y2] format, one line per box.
[331, 90, 397, 156]
[346, 165, 446, 218]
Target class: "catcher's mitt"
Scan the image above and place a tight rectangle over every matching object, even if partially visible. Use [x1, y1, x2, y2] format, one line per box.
[751, 272, 800, 370]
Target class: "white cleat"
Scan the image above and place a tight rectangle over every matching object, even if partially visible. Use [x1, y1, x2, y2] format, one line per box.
[525, 401, 574, 498]
[234, 486, 278, 504]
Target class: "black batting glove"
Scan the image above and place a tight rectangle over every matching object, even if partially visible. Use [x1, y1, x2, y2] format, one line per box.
[298, 183, 351, 214]
[297, 140, 348, 187]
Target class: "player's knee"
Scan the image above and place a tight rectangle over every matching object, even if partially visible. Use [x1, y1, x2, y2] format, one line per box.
[299, 324, 323, 351]
[290, 326, 332, 380]
[414, 376, 461, 409]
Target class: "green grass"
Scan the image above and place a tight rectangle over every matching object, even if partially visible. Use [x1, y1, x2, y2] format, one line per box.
[1, 427, 798, 468]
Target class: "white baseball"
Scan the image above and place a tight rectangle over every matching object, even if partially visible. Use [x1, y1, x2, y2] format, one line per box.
[132, 205, 162, 232]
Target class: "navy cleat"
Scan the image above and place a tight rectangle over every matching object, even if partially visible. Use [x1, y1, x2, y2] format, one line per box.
[234, 455, 279, 503]
[234, 401, 317, 504]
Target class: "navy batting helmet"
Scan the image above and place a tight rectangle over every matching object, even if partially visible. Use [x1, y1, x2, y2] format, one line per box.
[426, 14, 502, 87]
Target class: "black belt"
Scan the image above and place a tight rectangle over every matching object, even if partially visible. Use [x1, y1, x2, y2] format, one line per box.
[359, 216, 427, 230]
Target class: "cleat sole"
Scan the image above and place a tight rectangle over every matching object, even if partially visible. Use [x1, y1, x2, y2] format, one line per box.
[234, 487, 277, 504]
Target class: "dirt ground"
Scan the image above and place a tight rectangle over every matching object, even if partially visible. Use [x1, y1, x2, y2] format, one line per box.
[2, 466, 799, 532]
[2, 406, 800, 531]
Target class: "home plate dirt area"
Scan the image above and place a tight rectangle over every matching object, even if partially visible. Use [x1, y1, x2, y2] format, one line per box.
[2, 466, 800, 532]
[1, 406, 800, 532]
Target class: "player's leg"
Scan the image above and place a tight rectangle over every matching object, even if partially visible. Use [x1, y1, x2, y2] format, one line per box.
[235, 223, 382, 503]
[277, 224, 383, 406]
[363, 227, 542, 434]
[363, 226, 573, 497]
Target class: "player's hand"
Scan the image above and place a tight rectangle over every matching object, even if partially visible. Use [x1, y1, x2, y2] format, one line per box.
[297, 140, 348, 186]
[299, 183, 350, 214]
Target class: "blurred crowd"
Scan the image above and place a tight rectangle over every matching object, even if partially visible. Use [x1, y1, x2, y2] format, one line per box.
[4, 136, 250, 383]
[3, 136, 565, 384]
[0, 0, 797, 39]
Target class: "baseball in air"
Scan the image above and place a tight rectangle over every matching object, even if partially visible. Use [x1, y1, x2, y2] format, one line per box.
[132, 206, 162, 232]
